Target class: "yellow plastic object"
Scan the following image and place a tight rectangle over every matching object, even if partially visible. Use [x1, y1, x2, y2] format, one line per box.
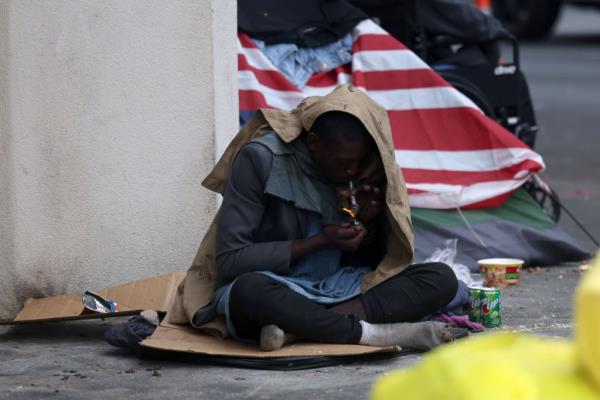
[371, 332, 599, 400]
[576, 255, 600, 391]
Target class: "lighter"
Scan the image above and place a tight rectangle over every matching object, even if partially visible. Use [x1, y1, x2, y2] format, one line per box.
[341, 180, 360, 226]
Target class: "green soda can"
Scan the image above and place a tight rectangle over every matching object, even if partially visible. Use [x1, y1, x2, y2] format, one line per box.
[468, 286, 483, 322]
[481, 287, 502, 328]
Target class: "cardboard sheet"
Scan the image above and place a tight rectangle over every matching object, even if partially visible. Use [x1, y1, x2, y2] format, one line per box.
[4, 271, 399, 361]
[1, 272, 185, 324]
[142, 323, 398, 358]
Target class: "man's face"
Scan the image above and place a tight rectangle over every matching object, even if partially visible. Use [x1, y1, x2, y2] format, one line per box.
[307, 133, 372, 184]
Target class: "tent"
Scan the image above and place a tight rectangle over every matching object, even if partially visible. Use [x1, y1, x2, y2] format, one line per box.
[412, 188, 589, 269]
[237, 19, 590, 270]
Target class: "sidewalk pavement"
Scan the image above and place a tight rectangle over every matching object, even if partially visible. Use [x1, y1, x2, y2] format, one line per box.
[0, 265, 583, 400]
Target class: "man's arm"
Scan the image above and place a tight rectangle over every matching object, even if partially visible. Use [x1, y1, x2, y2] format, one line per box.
[216, 143, 293, 282]
[291, 223, 367, 262]
[217, 142, 370, 282]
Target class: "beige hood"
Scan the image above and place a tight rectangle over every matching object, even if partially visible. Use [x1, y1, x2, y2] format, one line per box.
[169, 84, 414, 331]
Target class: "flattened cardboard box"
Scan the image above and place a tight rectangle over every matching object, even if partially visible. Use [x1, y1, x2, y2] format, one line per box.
[1, 272, 186, 324]
[142, 321, 397, 358]
[3, 272, 397, 358]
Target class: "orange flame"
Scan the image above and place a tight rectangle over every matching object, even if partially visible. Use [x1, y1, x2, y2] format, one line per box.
[341, 207, 357, 219]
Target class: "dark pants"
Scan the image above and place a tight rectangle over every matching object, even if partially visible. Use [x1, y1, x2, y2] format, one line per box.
[228, 262, 458, 344]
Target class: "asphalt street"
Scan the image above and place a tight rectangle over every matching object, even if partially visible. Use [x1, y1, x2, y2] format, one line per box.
[520, 5, 600, 254]
[0, 266, 582, 400]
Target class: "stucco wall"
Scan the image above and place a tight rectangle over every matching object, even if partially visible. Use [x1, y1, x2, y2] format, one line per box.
[0, 0, 16, 317]
[0, 0, 238, 319]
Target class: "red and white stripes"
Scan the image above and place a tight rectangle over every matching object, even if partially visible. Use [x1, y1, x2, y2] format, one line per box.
[238, 19, 545, 209]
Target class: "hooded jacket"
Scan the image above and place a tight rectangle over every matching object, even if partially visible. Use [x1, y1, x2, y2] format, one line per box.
[168, 84, 414, 335]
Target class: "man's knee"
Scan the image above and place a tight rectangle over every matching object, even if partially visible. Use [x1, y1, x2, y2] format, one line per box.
[418, 262, 459, 304]
[229, 272, 276, 309]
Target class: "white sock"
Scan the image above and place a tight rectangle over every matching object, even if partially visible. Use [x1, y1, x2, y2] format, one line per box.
[259, 324, 297, 351]
[358, 320, 454, 350]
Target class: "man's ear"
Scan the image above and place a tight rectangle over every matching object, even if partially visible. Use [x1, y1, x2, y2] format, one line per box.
[306, 131, 321, 153]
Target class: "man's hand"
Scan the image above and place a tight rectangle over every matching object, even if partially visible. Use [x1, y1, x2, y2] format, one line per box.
[355, 184, 383, 223]
[291, 222, 368, 262]
[321, 222, 367, 252]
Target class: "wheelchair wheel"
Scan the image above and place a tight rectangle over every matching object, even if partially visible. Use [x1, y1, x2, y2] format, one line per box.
[439, 72, 497, 119]
[523, 179, 561, 222]
[442, 71, 561, 222]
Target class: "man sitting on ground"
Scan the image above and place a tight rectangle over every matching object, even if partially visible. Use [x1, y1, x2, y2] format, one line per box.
[169, 84, 461, 351]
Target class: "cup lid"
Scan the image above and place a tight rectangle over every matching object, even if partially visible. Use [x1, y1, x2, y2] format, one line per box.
[477, 258, 524, 266]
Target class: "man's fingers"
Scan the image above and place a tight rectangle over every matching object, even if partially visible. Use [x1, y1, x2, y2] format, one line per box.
[322, 223, 365, 247]
[335, 221, 366, 241]
[355, 184, 371, 194]
[343, 226, 367, 250]
[356, 227, 367, 241]
[335, 225, 362, 239]
[355, 184, 382, 200]
[369, 187, 382, 200]
[353, 227, 367, 244]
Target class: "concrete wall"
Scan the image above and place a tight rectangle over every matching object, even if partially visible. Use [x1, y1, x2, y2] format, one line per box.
[0, 0, 238, 319]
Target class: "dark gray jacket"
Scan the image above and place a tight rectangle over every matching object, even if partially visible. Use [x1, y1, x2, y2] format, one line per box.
[216, 142, 304, 285]
[215, 141, 385, 288]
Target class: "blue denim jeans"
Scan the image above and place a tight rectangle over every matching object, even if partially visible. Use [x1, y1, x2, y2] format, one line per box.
[253, 33, 352, 88]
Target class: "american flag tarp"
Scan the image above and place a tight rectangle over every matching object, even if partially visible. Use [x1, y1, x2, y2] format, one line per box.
[237, 20, 545, 209]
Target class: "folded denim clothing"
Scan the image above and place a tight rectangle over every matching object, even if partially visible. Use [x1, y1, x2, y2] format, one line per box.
[253, 33, 353, 88]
